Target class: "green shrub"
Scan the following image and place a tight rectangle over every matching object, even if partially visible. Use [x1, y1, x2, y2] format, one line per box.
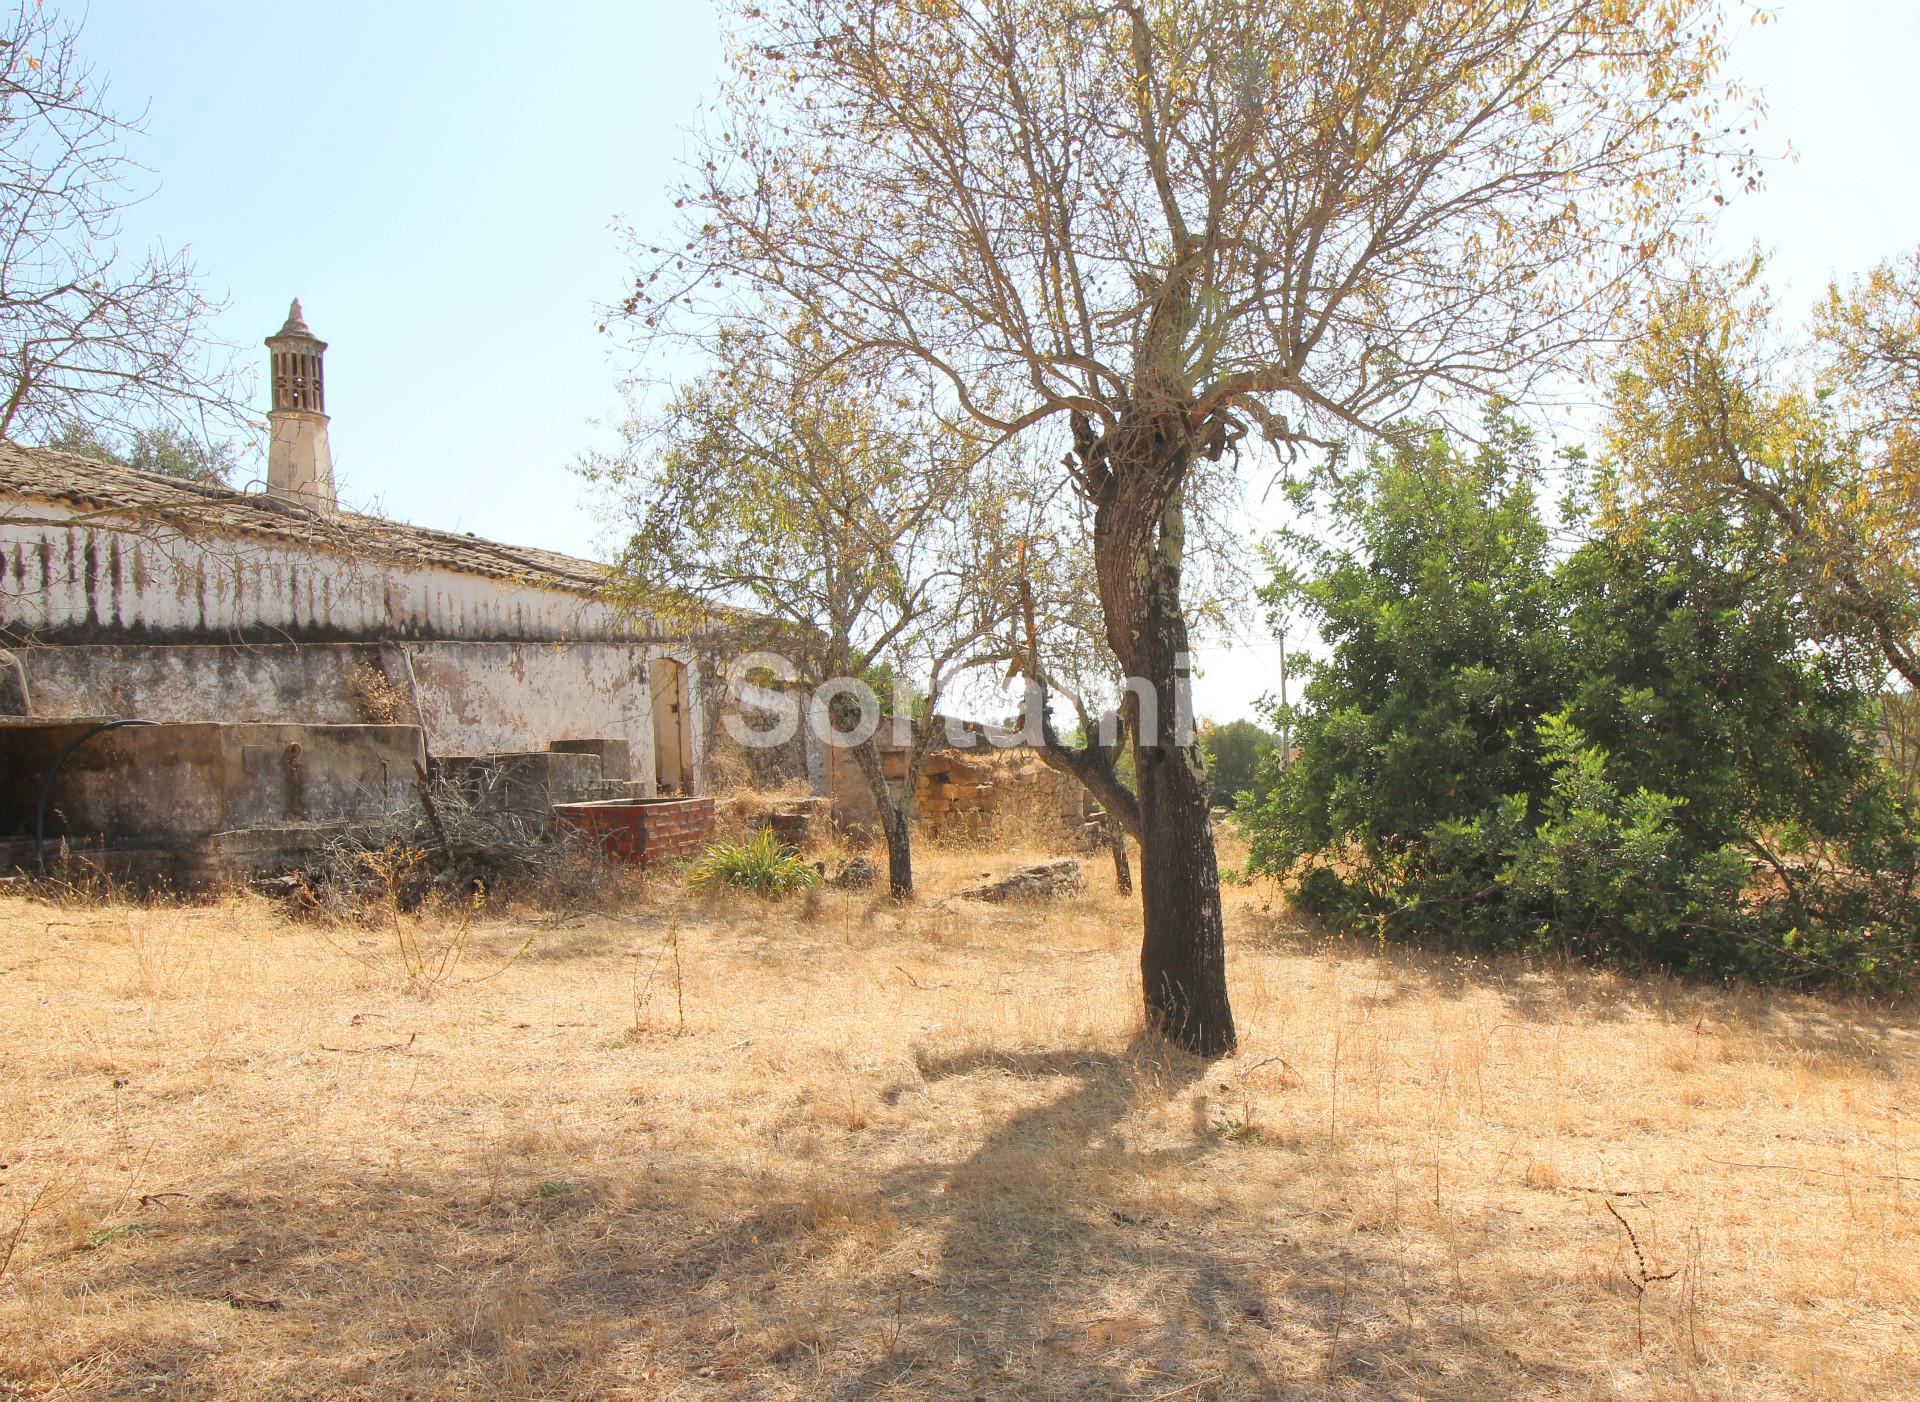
[687, 828, 821, 895]
[1199, 719, 1279, 809]
[1242, 417, 1919, 990]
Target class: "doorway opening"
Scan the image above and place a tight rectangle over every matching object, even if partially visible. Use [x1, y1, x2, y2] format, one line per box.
[648, 656, 694, 795]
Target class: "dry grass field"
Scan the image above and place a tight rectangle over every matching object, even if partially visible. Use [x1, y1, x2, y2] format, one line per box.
[0, 839, 1914, 1400]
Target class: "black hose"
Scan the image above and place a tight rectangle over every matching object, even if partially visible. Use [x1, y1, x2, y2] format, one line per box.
[34, 719, 158, 876]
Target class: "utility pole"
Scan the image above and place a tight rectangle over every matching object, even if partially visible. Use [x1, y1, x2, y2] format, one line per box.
[1278, 629, 1290, 767]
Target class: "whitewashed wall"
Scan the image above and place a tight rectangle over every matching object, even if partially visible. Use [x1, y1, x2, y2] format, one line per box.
[0, 506, 757, 793]
[1, 502, 629, 642]
[11, 640, 716, 792]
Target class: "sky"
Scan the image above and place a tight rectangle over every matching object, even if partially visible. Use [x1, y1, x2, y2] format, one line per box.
[71, 0, 1920, 722]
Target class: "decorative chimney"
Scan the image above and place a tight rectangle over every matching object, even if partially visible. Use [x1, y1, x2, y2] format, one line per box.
[264, 299, 335, 507]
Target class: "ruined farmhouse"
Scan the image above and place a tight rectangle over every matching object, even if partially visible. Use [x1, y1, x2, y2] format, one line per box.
[0, 302, 807, 877]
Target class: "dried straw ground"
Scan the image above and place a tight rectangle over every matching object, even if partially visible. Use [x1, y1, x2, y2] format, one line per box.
[1, 841, 1914, 1400]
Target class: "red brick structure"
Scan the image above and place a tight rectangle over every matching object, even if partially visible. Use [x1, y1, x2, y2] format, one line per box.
[553, 796, 715, 867]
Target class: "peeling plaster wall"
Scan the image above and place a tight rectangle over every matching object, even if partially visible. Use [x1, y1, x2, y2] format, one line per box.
[6, 641, 721, 796]
[1, 502, 628, 643]
[404, 642, 703, 785]
[0, 721, 421, 846]
[0, 504, 826, 795]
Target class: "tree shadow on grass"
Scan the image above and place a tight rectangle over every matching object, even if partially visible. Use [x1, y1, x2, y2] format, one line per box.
[21, 1040, 1605, 1401]
[784, 1040, 1593, 1400]
[820, 1040, 1280, 1398]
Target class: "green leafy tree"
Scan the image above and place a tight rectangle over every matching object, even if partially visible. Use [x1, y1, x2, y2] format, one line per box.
[1244, 424, 1918, 987]
[1198, 720, 1277, 811]
[125, 425, 239, 485]
[1244, 419, 1565, 931]
[47, 420, 238, 486]
[1611, 260, 1920, 690]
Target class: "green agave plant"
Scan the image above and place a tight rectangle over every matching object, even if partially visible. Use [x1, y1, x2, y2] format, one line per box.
[686, 827, 820, 895]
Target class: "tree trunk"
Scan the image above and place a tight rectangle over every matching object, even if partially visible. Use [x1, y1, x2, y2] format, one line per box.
[1124, 606, 1233, 1055]
[1085, 410, 1236, 1057]
[1105, 813, 1133, 895]
[879, 800, 913, 899]
[845, 722, 914, 899]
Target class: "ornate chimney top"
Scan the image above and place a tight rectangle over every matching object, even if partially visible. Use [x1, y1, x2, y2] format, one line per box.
[274, 298, 318, 341]
[265, 298, 327, 413]
[264, 297, 335, 506]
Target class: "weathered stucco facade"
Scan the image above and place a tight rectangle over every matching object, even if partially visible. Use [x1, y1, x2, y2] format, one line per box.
[0, 298, 795, 799]
[0, 302, 824, 881]
[11, 639, 695, 773]
[5, 490, 638, 644]
[0, 445, 756, 793]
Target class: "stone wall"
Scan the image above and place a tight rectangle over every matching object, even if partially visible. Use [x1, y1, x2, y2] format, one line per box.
[827, 741, 1098, 841]
[916, 750, 1098, 842]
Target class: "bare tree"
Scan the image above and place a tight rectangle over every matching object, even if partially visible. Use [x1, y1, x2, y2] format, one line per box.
[583, 327, 1016, 897]
[620, 0, 1748, 1054]
[0, 2, 245, 450]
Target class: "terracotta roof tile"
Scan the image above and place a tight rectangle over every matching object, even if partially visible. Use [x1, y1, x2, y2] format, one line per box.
[0, 440, 612, 594]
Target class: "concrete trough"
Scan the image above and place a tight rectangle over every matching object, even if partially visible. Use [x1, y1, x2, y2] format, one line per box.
[0, 719, 423, 856]
[0, 718, 425, 887]
[434, 751, 607, 820]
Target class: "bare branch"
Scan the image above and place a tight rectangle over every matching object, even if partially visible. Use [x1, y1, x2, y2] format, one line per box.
[0, 3, 252, 456]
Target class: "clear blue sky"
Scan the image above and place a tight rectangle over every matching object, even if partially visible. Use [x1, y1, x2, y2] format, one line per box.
[75, 0, 1920, 720]
[79, 1, 725, 543]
